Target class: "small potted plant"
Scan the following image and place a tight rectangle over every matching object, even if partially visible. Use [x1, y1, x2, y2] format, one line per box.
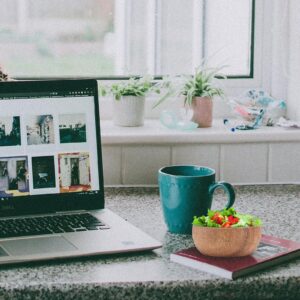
[192, 208, 262, 257]
[0, 66, 9, 81]
[100, 76, 158, 127]
[153, 65, 225, 128]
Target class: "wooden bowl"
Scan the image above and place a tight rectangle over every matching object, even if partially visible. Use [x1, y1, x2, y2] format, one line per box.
[192, 225, 262, 257]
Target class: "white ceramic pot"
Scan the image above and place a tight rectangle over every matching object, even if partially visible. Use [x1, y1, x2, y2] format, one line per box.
[113, 96, 145, 127]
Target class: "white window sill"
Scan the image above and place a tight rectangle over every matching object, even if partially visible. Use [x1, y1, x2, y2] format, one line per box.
[101, 119, 300, 185]
[100, 119, 300, 145]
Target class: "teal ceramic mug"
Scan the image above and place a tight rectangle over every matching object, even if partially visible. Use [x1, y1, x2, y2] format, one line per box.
[158, 165, 235, 234]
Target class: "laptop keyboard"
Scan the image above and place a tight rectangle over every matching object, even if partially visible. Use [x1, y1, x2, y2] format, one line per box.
[0, 213, 110, 239]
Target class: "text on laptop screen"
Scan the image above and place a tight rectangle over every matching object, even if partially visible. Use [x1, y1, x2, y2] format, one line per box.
[0, 82, 101, 201]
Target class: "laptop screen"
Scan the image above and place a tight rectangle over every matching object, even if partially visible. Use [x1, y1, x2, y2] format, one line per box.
[0, 80, 104, 216]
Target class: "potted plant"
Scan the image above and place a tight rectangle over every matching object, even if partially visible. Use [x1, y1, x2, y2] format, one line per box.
[153, 66, 225, 128]
[100, 76, 158, 127]
[0, 66, 9, 81]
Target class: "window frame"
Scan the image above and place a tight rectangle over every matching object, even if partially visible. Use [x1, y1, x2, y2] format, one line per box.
[10, 0, 282, 119]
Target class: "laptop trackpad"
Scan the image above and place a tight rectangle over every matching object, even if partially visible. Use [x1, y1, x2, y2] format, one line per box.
[1, 236, 78, 256]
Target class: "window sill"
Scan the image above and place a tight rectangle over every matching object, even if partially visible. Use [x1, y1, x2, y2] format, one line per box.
[101, 119, 300, 185]
[100, 119, 300, 145]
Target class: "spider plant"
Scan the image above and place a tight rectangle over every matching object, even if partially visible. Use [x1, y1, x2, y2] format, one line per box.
[152, 65, 226, 108]
[100, 76, 159, 100]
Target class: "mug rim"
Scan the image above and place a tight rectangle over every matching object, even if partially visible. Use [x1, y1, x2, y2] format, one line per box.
[159, 165, 215, 178]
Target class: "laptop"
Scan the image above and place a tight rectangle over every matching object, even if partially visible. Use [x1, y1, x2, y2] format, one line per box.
[0, 79, 161, 265]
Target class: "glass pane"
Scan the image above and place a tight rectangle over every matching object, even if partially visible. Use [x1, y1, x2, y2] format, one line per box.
[126, 0, 148, 75]
[0, 0, 114, 77]
[204, 0, 252, 76]
[159, 0, 193, 75]
[0, 0, 253, 78]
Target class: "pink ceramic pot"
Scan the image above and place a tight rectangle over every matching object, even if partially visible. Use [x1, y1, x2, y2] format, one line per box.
[191, 96, 213, 128]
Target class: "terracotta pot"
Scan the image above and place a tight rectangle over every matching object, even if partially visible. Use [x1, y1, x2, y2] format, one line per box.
[191, 96, 213, 128]
[192, 225, 262, 257]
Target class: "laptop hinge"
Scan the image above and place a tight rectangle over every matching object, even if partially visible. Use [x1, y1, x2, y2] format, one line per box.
[55, 210, 87, 214]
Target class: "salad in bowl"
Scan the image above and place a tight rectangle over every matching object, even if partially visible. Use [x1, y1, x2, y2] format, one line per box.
[192, 208, 262, 257]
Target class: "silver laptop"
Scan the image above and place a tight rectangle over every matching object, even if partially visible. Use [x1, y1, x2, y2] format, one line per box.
[0, 79, 161, 265]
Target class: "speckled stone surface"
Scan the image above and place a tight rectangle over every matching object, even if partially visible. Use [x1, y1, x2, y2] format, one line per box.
[0, 185, 299, 300]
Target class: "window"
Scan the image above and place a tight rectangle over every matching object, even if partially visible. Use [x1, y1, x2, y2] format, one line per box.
[0, 0, 114, 78]
[0, 0, 254, 79]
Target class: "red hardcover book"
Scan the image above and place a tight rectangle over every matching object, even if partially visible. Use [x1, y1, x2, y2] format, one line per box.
[170, 234, 300, 280]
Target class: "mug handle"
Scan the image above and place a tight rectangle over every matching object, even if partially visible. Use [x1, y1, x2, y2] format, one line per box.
[208, 181, 235, 209]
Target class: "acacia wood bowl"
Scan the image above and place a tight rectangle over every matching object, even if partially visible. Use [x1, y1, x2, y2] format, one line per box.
[192, 225, 262, 257]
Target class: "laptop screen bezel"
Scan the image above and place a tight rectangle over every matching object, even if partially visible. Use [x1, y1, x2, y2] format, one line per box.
[0, 79, 104, 217]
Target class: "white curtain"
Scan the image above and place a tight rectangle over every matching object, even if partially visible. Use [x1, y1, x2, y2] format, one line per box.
[287, 0, 300, 120]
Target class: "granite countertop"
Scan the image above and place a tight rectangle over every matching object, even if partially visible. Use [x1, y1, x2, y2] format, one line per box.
[0, 185, 299, 300]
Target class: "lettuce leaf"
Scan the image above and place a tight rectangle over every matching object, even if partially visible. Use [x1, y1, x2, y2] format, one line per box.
[192, 208, 262, 228]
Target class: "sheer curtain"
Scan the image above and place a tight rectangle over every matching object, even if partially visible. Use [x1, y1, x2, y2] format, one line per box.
[287, 0, 300, 120]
